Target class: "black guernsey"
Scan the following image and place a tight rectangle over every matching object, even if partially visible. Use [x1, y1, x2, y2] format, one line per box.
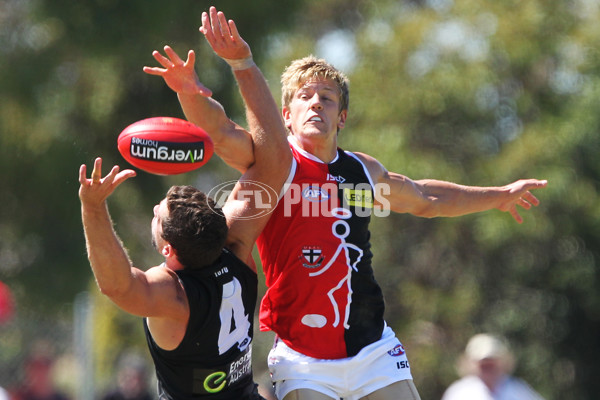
[144, 248, 262, 399]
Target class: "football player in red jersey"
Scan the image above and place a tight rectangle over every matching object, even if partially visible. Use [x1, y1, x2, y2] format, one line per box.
[150, 6, 546, 400]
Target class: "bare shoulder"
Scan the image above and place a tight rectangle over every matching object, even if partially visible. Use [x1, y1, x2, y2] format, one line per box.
[139, 265, 188, 317]
[145, 264, 178, 280]
[351, 151, 388, 182]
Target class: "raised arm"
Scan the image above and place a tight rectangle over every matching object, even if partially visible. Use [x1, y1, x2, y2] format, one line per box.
[143, 47, 254, 172]
[201, 7, 288, 172]
[79, 158, 187, 321]
[199, 7, 292, 262]
[356, 152, 547, 224]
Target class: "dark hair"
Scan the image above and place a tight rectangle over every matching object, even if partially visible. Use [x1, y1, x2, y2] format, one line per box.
[161, 185, 228, 269]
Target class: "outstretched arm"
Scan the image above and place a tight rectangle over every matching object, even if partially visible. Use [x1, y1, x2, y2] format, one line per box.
[143, 47, 254, 173]
[79, 157, 138, 297]
[356, 152, 547, 223]
[199, 7, 292, 262]
[201, 7, 288, 173]
[79, 158, 187, 321]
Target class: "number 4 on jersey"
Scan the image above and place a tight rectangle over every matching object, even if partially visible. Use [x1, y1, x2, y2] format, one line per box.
[217, 278, 251, 355]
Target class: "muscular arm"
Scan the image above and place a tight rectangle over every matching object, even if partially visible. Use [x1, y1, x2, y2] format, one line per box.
[355, 152, 547, 223]
[176, 84, 255, 172]
[144, 48, 254, 173]
[200, 7, 292, 263]
[79, 158, 188, 321]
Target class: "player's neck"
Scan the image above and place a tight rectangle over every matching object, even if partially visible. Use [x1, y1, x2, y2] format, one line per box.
[290, 134, 337, 163]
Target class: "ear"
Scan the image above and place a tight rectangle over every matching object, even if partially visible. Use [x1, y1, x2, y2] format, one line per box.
[337, 109, 347, 130]
[282, 106, 292, 130]
[161, 243, 174, 258]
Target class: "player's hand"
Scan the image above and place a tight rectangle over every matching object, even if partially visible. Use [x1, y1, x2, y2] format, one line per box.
[78, 157, 136, 207]
[143, 46, 213, 97]
[200, 6, 252, 61]
[497, 179, 547, 223]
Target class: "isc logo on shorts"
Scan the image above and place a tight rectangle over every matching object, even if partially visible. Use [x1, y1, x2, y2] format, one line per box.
[387, 344, 405, 356]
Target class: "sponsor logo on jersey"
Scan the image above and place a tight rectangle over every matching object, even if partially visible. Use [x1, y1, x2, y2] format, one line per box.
[193, 348, 252, 395]
[302, 186, 330, 202]
[300, 246, 324, 269]
[343, 188, 373, 209]
[388, 344, 406, 357]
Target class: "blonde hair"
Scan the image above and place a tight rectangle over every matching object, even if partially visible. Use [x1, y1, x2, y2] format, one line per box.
[280, 55, 350, 112]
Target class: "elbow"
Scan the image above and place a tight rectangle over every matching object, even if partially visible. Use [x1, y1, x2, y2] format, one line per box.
[417, 210, 442, 219]
[97, 283, 119, 298]
[412, 201, 444, 219]
[96, 279, 130, 299]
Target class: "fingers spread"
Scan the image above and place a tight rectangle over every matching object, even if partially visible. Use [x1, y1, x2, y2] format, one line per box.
[518, 198, 532, 209]
[510, 207, 523, 224]
[143, 66, 165, 76]
[79, 164, 87, 184]
[152, 51, 174, 68]
[164, 46, 185, 65]
[184, 50, 195, 68]
[523, 191, 540, 206]
[91, 158, 103, 182]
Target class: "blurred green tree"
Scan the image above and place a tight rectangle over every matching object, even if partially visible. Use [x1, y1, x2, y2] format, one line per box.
[2, 0, 600, 398]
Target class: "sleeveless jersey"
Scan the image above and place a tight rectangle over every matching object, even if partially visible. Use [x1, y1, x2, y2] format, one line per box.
[256, 139, 385, 359]
[143, 248, 261, 399]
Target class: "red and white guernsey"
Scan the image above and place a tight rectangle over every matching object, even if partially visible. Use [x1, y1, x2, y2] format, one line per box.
[256, 138, 386, 359]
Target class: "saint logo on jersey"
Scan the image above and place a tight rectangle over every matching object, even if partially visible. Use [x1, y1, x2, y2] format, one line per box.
[300, 246, 324, 269]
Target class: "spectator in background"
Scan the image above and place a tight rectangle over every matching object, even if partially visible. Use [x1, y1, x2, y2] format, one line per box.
[441, 333, 545, 400]
[101, 352, 153, 400]
[12, 347, 70, 400]
[0, 281, 14, 325]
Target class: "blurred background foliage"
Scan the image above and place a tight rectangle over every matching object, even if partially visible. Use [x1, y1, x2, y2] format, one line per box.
[1, 0, 599, 399]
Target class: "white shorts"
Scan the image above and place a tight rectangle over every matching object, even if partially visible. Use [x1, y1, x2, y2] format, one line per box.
[268, 326, 413, 400]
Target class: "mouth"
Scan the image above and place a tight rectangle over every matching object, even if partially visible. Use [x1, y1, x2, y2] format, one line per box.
[308, 116, 323, 123]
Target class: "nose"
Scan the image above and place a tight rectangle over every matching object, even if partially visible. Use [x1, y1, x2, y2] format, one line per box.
[309, 94, 323, 110]
[153, 204, 159, 217]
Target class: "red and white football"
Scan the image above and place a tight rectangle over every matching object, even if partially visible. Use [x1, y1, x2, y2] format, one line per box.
[118, 117, 214, 175]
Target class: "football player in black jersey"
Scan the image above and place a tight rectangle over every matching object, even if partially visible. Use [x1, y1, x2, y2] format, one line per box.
[79, 7, 290, 399]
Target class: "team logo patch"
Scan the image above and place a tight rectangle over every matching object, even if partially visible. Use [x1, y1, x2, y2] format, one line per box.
[388, 344, 406, 357]
[300, 246, 324, 269]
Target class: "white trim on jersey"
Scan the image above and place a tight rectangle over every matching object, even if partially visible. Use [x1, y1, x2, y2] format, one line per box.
[345, 150, 377, 189]
[278, 156, 298, 200]
[288, 136, 340, 164]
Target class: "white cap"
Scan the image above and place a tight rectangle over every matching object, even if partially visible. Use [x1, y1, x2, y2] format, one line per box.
[465, 333, 511, 361]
